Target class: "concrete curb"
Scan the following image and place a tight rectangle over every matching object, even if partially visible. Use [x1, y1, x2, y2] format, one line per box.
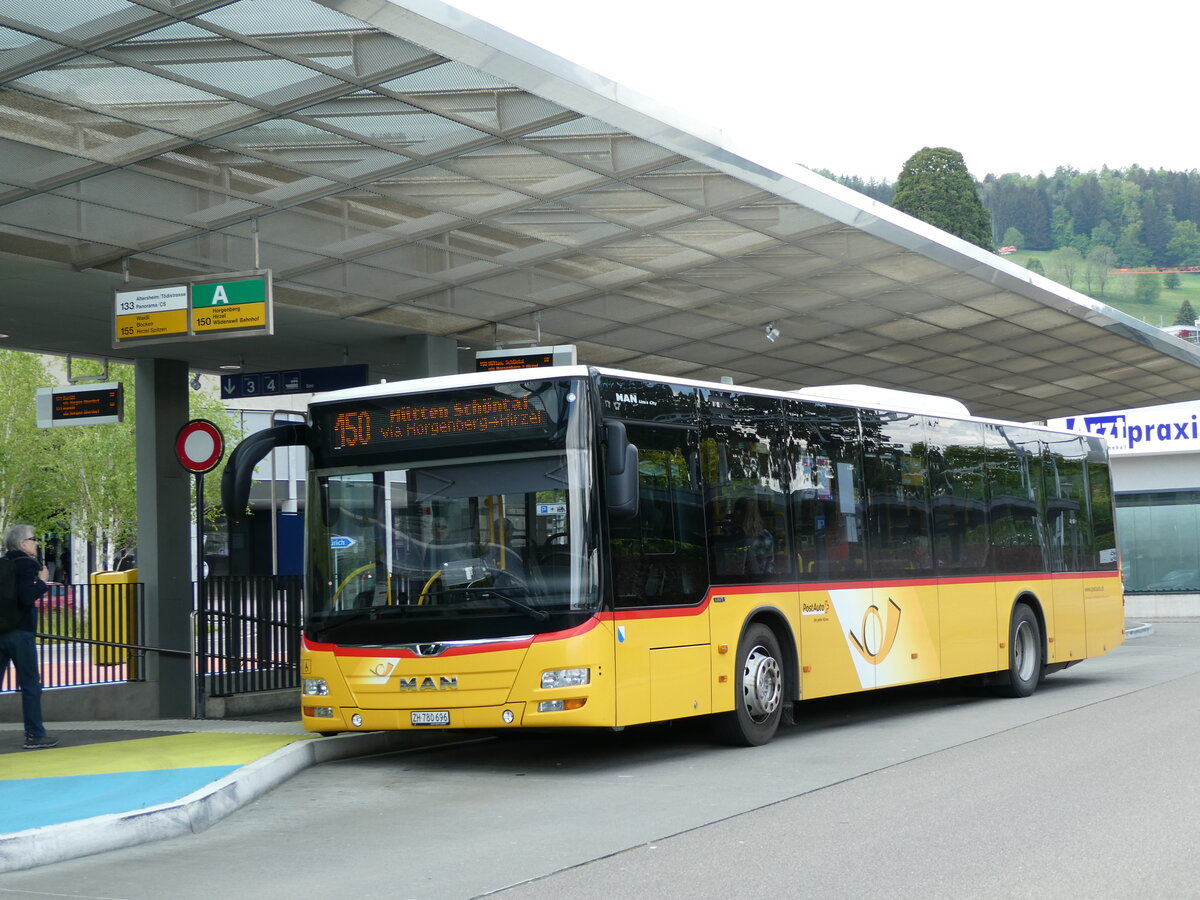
[0, 731, 419, 874]
[1124, 622, 1155, 639]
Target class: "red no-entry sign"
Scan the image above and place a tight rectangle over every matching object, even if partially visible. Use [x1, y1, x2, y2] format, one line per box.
[176, 419, 224, 474]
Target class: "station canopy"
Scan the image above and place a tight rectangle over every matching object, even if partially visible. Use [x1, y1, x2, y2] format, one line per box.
[3, 0, 1200, 422]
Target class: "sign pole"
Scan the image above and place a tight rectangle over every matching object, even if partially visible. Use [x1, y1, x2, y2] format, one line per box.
[195, 471, 207, 720]
[175, 419, 225, 720]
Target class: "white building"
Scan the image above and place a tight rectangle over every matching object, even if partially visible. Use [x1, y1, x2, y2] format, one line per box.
[1050, 400, 1200, 617]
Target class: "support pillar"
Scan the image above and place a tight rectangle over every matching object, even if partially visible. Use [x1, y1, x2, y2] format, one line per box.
[134, 358, 193, 717]
[397, 334, 460, 378]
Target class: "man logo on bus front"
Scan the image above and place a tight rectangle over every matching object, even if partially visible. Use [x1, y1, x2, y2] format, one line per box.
[848, 598, 902, 665]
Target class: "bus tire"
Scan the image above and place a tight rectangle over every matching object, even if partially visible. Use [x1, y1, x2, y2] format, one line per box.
[1000, 604, 1043, 698]
[713, 623, 784, 746]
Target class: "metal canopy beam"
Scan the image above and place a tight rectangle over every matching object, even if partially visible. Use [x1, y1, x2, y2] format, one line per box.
[1, 0, 1199, 422]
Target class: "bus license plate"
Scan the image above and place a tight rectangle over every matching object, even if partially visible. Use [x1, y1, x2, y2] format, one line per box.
[411, 710, 450, 726]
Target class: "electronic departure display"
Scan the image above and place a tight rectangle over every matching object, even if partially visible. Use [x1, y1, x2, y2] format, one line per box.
[315, 385, 565, 458]
[36, 382, 125, 428]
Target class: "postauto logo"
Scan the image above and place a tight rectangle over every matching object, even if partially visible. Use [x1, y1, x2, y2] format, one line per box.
[1057, 406, 1200, 454]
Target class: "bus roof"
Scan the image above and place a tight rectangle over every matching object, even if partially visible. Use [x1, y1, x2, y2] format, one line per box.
[308, 364, 1087, 439]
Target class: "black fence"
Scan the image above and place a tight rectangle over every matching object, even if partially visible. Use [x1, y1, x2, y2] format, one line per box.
[1, 579, 147, 691]
[1, 576, 302, 700]
[198, 575, 303, 697]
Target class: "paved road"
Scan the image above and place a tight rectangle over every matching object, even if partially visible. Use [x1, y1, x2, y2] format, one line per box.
[2, 623, 1197, 899]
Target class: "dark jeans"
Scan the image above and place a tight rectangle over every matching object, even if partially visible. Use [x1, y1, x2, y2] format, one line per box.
[0, 628, 45, 738]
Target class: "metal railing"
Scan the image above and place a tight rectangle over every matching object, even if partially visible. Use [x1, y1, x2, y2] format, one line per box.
[2, 576, 303, 699]
[198, 575, 303, 697]
[0, 580, 148, 691]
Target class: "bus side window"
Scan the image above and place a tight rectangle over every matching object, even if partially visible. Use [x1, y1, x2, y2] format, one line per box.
[609, 424, 706, 608]
[786, 403, 865, 581]
[701, 391, 791, 585]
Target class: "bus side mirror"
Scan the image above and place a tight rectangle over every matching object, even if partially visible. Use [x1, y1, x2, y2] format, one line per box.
[221, 422, 315, 523]
[605, 421, 639, 520]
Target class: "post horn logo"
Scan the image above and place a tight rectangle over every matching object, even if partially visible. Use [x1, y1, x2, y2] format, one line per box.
[848, 597, 902, 665]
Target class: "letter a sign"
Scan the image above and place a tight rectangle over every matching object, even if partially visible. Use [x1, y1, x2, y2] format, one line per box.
[191, 272, 271, 335]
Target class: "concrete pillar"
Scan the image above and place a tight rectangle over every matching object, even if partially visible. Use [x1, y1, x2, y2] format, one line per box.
[396, 334, 460, 379]
[134, 358, 193, 717]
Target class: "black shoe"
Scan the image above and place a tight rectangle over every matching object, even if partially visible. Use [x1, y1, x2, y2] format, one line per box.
[24, 733, 59, 750]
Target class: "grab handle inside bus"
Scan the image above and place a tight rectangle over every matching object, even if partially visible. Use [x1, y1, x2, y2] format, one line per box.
[605, 420, 639, 519]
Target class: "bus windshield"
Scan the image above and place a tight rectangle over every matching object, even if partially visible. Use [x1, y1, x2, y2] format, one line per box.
[305, 387, 597, 644]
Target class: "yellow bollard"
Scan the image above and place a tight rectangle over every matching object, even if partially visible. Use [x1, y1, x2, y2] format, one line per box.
[90, 569, 138, 666]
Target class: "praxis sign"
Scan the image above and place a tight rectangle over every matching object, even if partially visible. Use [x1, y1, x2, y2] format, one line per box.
[1049, 401, 1200, 455]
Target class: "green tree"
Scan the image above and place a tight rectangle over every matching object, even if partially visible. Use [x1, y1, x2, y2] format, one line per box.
[1116, 224, 1151, 267]
[48, 361, 241, 569]
[1087, 244, 1116, 296]
[1048, 246, 1084, 289]
[1026, 256, 1045, 274]
[1174, 299, 1196, 325]
[1134, 272, 1162, 304]
[892, 147, 994, 251]
[1165, 272, 1181, 290]
[1001, 226, 1024, 248]
[0, 350, 56, 533]
[1166, 220, 1200, 266]
[1090, 220, 1118, 251]
[1050, 206, 1078, 252]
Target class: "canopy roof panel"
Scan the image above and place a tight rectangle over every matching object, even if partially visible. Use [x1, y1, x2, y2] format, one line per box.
[1, 0, 1198, 421]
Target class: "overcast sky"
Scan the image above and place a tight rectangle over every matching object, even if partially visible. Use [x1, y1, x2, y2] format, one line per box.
[447, 0, 1195, 182]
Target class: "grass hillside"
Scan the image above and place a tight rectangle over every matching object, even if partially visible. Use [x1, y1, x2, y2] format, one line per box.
[1009, 249, 1200, 327]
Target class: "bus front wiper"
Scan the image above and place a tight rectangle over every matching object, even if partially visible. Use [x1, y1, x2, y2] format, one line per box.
[310, 607, 398, 639]
[476, 587, 550, 621]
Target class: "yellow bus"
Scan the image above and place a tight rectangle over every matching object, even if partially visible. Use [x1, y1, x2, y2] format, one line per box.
[223, 366, 1124, 746]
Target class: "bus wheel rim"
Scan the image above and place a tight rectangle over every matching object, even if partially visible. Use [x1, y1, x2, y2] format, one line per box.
[742, 645, 782, 722]
[1014, 619, 1034, 680]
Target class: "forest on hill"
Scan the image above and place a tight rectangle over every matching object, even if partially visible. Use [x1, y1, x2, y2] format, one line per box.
[831, 166, 1200, 269]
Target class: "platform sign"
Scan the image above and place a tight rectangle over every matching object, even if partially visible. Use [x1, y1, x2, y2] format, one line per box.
[220, 363, 368, 399]
[191, 275, 270, 336]
[113, 270, 272, 348]
[36, 382, 124, 428]
[114, 285, 188, 342]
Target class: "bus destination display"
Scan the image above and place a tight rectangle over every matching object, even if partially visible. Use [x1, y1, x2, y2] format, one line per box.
[322, 392, 551, 455]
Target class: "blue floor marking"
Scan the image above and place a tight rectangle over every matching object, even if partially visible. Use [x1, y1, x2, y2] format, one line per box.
[0, 766, 237, 833]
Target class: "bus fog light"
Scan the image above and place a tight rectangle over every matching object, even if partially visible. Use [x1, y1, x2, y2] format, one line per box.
[541, 668, 590, 689]
[351, 714, 363, 727]
[303, 678, 328, 696]
[305, 706, 334, 718]
[502, 709, 515, 724]
[537, 698, 586, 713]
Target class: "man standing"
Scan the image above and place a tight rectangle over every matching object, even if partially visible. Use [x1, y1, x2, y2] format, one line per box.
[1, 524, 58, 749]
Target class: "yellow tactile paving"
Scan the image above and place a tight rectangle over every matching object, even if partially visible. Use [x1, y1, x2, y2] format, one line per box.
[0, 732, 309, 780]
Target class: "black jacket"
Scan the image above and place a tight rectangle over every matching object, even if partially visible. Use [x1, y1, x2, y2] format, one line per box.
[4, 549, 47, 632]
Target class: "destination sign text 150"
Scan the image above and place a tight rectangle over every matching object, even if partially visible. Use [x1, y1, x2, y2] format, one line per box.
[325, 395, 549, 454]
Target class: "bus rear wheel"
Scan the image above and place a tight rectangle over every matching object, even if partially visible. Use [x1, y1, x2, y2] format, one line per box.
[998, 604, 1043, 698]
[714, 623, 784, 746]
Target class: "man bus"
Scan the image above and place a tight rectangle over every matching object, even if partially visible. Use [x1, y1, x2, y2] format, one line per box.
[223, 365, 1123, 746]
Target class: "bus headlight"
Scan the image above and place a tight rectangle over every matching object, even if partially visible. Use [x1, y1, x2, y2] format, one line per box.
[541, 668, 590, 689]
[303, 678, 329, 696]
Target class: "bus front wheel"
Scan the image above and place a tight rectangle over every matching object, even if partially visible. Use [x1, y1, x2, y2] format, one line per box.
[999, 604, 1043, 698]
[713, 623, 784, 746]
